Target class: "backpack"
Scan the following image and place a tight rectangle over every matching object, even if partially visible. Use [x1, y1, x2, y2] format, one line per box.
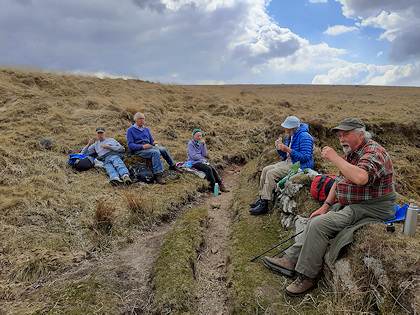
[310, 174, 336, 202]
[69, 154, 95, 171]
[129, 163, 154, 183]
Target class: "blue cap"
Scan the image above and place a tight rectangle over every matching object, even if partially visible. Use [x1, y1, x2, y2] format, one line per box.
[281, 116, 300, 129]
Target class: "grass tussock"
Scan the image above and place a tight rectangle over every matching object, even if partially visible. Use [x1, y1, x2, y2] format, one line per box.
[152, 206, 208, 314]
[94, 200, 115, 231]
[344, 223, 420, 313]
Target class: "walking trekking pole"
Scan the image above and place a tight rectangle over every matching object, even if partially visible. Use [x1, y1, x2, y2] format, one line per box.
[250, 230, 303, 262]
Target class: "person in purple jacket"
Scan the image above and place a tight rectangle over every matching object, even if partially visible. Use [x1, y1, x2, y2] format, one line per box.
[126, 112, 181, 185]
[250, 116, 314, 215]
[187, 129, 229, 193]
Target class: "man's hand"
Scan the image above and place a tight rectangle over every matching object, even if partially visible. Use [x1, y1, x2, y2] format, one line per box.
[321, 146, 340, 163]
[277, 143, 291, 153]
[87, 139, 94, 147]
[309, 205, 329, 219]
[143, 143, 153, 149]
[101, 145, 111, 149]
[200, 139, 205, 145]
[153, 141, 159, 146]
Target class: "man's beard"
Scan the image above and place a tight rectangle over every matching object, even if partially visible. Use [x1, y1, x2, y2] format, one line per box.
[341, 142, 352, 155]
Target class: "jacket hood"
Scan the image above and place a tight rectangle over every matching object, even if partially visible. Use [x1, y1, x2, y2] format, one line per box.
[295, 123, 309, 135]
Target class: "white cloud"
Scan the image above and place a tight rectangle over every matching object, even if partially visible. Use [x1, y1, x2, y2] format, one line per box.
[312, 62, 420, 86]
[336, 0, 420, 62]
[309, 0, 328, 3]
[324, 25, 359, 35]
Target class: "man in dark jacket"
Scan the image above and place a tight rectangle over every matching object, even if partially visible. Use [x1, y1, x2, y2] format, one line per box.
[250, 116, 314, 215]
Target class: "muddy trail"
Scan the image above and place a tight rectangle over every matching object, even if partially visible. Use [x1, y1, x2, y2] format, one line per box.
[56, 164, 241, 314]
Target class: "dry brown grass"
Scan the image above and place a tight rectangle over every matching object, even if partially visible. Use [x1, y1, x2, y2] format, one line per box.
[0, 67, 419, 313]
[94, 200, 115, 231]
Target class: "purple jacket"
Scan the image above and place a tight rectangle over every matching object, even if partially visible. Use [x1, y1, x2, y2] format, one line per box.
[187, 139, 207, 164]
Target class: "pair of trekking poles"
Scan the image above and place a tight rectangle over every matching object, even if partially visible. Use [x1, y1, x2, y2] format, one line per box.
[250, 230, 303, 262]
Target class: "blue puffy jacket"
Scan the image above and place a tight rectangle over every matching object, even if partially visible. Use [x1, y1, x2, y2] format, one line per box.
[278, 123, 314, 170]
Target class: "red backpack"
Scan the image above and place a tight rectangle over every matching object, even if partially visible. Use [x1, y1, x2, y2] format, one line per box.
[310, 174, 336, 202]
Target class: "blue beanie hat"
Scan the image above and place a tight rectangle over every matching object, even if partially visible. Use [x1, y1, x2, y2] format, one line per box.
[192, 129, 202, 136]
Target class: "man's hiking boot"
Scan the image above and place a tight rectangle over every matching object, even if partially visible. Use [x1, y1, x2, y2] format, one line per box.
[285, 274, 317, 297]
[122, 174, 132, 185]
[110, 177, 124, 186]
[262, 255, 296, 277]
[169, 164, 183, 173]
[154, 173, 167, 185]
[250, 197, 262, 208]
[219, 183, 230, 192]
[249, 199, 268, 215]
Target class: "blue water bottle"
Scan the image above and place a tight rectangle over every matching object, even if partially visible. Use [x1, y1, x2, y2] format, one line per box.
[214, 183, 219, 196]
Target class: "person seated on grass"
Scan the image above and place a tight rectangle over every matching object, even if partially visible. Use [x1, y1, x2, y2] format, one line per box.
[126, 112, 182, 185]
[249, 116, 314, 215]
[187, 129, 229, 194]
[262, 118, 396, 297]
[81, 126, 132, 186]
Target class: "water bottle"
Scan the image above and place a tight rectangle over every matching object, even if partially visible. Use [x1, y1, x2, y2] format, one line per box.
[214, 183, 219, 196]
[403, 202, 419, 236]
[276, 136, 282, 150]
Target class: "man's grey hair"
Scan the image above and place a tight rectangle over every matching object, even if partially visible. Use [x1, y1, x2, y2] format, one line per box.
[353, 127, 372, 141]
[133, 112, 145, 121]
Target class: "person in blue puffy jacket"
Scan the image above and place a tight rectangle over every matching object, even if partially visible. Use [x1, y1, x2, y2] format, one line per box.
[250, 116, 314, 215]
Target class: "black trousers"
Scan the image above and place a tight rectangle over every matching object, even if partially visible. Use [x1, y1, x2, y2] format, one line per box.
[193, 162, 222, 187]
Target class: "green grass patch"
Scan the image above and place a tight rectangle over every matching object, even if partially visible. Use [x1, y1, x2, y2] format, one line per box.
[152, 206, 208, 314]
[228, 158, 339, 314]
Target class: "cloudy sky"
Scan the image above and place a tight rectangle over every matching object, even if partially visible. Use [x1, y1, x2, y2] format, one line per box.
[1, 0, 420, 85]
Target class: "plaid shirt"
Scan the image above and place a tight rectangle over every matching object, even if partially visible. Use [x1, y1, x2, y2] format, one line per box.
[335, 139, 395, 205]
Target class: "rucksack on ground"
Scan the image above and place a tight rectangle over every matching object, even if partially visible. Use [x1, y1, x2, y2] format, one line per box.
[310, 174, 336, 202]
[129, 163, 154, 183]
[69, 154, 95, 171]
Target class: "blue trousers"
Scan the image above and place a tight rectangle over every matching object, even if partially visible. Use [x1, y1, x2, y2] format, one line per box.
[103, 155, 130, 179]
[135, 146, 174, 173]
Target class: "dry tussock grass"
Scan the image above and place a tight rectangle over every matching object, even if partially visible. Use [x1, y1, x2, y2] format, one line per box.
[0, 67, 419, 313]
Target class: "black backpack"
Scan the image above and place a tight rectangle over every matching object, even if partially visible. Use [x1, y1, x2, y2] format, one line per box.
[69, 154, 95, 171]
[129, 164, 154, 183]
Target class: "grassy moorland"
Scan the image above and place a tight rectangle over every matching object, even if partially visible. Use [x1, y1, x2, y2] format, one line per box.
[0, 67, 419, 313]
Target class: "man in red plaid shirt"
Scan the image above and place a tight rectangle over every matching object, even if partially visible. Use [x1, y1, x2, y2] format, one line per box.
[263, 118, 397, 297]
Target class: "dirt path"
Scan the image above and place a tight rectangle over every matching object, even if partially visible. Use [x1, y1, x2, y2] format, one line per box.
[193, 165, 241, 314]
[98, 164, 241, 313]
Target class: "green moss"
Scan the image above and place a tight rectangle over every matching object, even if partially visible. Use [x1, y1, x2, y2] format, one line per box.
[152, 206, 208, 313]
[39, 275, 119, 314]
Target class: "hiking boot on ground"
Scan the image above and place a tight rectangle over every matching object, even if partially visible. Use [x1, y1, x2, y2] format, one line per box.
[285, 274, 317, 297]
[249, 199, 268, 215]
[219, 183, 230, 192]
[169, 164, 183, 173]
[249, 197, 262, 208]
[154, 173, 167, 185]
[110, 177, 124, 186]
[262, 255, 296, 277]
[122, 174, 132, 185]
